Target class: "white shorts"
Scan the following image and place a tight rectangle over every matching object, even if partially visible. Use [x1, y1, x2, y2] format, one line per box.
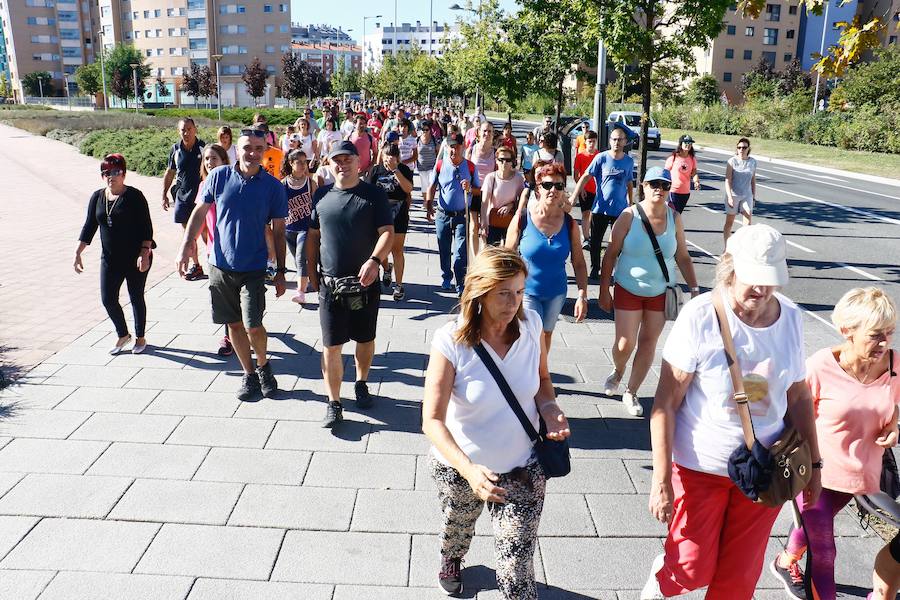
[726, 195, 753, 216]
[418, 168, 435, 195]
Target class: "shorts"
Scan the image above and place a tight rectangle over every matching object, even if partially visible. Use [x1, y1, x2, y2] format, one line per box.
[418, 168, 435, 194]
[208, 264, 267, 328]
[319, 283, 381, 347]
[613, 283, 665, 312]
[726, 196, 753, 216]
[392, 201, 410, 234]
[174, 200, 195, 225]
[470, 194, 482, 214]
[523, 293, 566, 332]
[578, 191, 596, 212]
[668, 192, 690, 213]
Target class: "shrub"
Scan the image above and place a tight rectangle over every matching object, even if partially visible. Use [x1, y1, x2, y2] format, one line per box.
[80, 125, 220, 176]
[140, 107, 307, 126]
[686, 75, 720, 107]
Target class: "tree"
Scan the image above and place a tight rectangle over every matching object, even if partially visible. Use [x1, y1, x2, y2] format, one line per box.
[198, 65, 216, 106]
[281, 51, 326, 105]
[828, 45, 900, 110]
[775, 58, 811, 96]
[180, 62, 202, 103]
[330, 56, 360, 96]
[687, 74, 720, 106]
[156, 76, 171, 101]
[242, 57, 268, 106]
[740, 57, 777, 99]
[104, 44, 151, 106]
[22, 71, 53, 96]
[74, 63, 102, 96]
[0, 73, 10, 99]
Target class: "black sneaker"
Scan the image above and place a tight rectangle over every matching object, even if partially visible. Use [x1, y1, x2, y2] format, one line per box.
[588, 270, 600, 281]
[322, 401, 343, 428]
[769, 557, 806, 599]
[256, 362, 278, 398]
[438, 556, 462, 596]
[185, 264, 204, 281]
[393, 284, 405, 301]
[382, 262, 393, 289]
[582, 237, 591, 251]
[236, 373, 261, 402]
[354, 380, 374, 409]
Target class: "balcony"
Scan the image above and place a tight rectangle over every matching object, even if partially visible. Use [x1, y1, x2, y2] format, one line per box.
[189, 49, 207, 59]
[188, 29, 207, 39]
[187, 8, 205, 19]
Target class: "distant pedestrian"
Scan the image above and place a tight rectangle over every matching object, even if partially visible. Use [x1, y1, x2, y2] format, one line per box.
[723, 137, 757, 244]
[532, 132, 565, 169]
[416, 120, 440, 208]
[480, 146, 524, 246]
[75, 154, 154, 355]
[573, 129, 600, 247]
[178, 126, 288, 403]
[519, 131, 539, 187]
[348, 115, 377, 177]
[218, 125, 237, 165]
[397, 118, 418, 172]
[307, 141, 394, 428]
[665, 135, 700, 214]
[280, 149, 317, 305]
[499, 122, 517, 156]
[292, 118, 318, 167]
[162, 117, 205, 280]
[532, 115, 554, 141]
[369, 143, 414, 302]
[466, 121, 496, 255]
[252, 113, 278, 147]
[317, 118, 343, 164]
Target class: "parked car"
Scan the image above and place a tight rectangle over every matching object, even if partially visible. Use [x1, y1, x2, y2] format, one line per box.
[607, 111, 661, 150]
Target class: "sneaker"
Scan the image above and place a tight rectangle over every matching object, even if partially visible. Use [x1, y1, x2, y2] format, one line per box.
[582, 237, 591, 251]
[623, 389, 643, 417]
[769, 557, 807, 599]
[456, 285, 464, 298]
[217, 337, 234, 357]
[603, 371, 622, 396]
[354, 380, 374, 409]
[382, 262, 393, 289]
[256, 362, 279, 398]
[393, 284, 405, 301]
[322, 401, 343, 428]
[236, 373, 261, 402]
[187, 264, 205, 281]
[438, 556, 463, 596]
[640, 553, 667, 600]
[265, 266, 276, 281]
[440, 280, 454, 291]
[108, 334, 132, 356]
[291, 291, 306, 305]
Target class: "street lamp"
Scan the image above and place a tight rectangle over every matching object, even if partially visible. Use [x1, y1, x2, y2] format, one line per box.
[450, 3, 479, 110]
[97, 30, 108, 111]
[64, 74, 71, 110]
[211, 54, 223, 121]
[129, 63, 140, 113]
[812, 0, 831, 113]
[362, 14, 382, 73]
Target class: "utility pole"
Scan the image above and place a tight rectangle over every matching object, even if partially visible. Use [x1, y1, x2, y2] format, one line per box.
[812, 0, 831, 113]
[211, 54, 223, 121]
[98, 31, 108, 111]
[129, 63, 140, 113]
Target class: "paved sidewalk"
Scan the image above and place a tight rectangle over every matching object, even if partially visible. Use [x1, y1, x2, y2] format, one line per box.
[0, 125, 884, 599]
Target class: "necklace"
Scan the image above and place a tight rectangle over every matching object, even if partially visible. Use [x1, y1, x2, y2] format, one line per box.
[105, 188, 122, 227]
[839, 350, 877, 384]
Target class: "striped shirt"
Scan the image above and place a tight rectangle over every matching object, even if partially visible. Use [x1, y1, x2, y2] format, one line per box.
[417, 137, 438, 171]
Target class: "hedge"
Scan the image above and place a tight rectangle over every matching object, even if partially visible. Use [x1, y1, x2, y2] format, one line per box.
[140, 107, 314, 126]
[80, 126, 221, 177]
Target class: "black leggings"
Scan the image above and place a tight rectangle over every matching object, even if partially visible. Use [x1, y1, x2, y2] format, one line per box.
[589, 214, 617, 274]
[101, 259, 149, 338]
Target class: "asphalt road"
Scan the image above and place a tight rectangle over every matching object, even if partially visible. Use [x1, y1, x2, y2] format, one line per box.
[492, 116, 900, 345]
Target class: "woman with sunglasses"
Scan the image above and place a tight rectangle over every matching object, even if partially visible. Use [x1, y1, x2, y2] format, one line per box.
[480, 147, 525, 246]
[75, 154, 155, 355]
[723, 137, 757, 245]
[505, 163, 588, 349]
[664, 135, 700, 214]
[599, 167, 699, 417]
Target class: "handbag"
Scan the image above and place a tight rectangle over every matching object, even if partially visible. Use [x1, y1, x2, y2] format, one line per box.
[713, 292, 812, 507]
[488, 206, 514, 229]
[473, 342, 571, 478]
[634, 203, 682, 321]
[880, 352, 900, 499]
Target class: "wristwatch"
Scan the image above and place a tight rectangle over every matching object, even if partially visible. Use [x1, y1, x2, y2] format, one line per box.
[275, 267, 288, 274]
[812, 460, 824, 469]
[369, 256, 382, 266]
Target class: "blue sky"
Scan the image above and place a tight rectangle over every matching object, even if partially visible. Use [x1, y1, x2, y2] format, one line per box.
[290, 0, 519, 42]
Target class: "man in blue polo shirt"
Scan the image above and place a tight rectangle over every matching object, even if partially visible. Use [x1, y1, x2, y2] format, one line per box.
[425, 133, 480, 294]
[177, 126, 288, 402]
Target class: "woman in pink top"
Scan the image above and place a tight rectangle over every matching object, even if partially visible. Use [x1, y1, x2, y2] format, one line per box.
[771, 287, 898, 600]
[663, 135, 700, 214]
[480, 146, 525, 246]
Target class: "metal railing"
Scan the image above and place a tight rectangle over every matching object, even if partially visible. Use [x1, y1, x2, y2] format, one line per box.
[24, 96, 95, 108]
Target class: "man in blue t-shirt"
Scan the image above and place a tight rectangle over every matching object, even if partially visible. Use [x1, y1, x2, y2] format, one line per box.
[572, 124, 634, 279]
[178, 126, 288, 403]
[425, 133, 481, 294]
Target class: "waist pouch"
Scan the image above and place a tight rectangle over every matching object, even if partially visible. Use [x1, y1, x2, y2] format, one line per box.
[329, 276, 369, 311]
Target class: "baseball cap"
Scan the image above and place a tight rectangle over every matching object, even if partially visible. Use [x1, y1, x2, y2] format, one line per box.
[446, 133, 464, 147]
[681, 135, 695, 144]
[385, 131, 400, 143]
[289, 133, 302, 142]
[424, 107, 433, 114]
[642, 166, 672, 183]
[725, 224, 789, 287]
[418, 120, 432, 130]
[327, 140, 359, 160]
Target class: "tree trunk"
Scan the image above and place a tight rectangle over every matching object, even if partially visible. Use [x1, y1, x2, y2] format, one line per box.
[639, 64, 652, 199]
[554, 75, 564, 133]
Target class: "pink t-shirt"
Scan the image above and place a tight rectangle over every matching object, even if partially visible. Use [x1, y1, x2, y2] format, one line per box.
[665, 154, 696, 195]
[350, 132, 374, 172]
[807, 347, 900, 494]
[481, 171, 525, 225]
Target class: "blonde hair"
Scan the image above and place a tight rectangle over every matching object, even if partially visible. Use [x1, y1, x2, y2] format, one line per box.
[454, 247, 528, 348]
[714, 253, 736, 289]
[831, 287, 897, 334]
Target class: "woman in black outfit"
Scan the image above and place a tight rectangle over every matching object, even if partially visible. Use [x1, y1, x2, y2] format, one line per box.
[74, 154, 155, 355]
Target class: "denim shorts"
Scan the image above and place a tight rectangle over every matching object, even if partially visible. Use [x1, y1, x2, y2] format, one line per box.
[523, 293, 566, 332]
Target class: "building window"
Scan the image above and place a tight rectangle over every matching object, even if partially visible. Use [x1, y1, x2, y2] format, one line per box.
[223, 65, 240, 75]
[784, 53, 792, 61]
[280, 24, 288, 33]
[189, 38, 207, 50]
[155, 29, 161, 37]
[745, 26, 755, 36]
[743, 49, 752, 60]
[279, 3, 287, 11]
[761, 51, 776, 67]
[153, 8, 160, 17]
[146, 49, 152, 56]
[280, 44, 289, 52]
[763, 28, 778, 45]
[765, 4, 780, 21]
[789, 5, 798, 15]
[265, 45, 274, 53]
[62, 47, 81, 57]
[263, 4, 272, 11]
[786, 29, 795, 39]
[167, 8, 175, 16]
[239, 46, 247, 54]
[188, 18, 206, 30]
[723, 72, 733, 82]
[264, 24, 275, 33]
[132, 11, 138, 18]
[726, 25, 736, 35]
[187, 0, 203, 8]
[266, 65, 275, 73]
[133, 31, 140, 38]
[143, 10, 149, 18]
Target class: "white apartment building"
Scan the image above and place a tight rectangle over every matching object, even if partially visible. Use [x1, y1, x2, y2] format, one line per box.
[361, 21, 458, 71]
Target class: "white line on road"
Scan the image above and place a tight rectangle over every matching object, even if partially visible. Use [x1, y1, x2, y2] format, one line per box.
[753, 166, 900, 201]
[760, 165, 845, 183]
[785, 240, 815, 253]
[700, 205, 718, 214]
[686, 239, 720, 260]
[803, 309, 838, 331]
[837, 263, 884, 281]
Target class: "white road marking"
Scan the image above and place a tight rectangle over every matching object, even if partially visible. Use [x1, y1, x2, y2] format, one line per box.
[785, 240, 815, 253]
[752, 165, 900, 200]
[803, 309, 838, 331]
[837, 263, 884, 281]
[686, 239, 720, 260]
[700, 205, 718, 214]
[760, 166, 845, 182]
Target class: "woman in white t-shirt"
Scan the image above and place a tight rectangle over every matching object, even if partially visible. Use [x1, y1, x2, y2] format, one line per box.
[422, 246, 570, 600]
[642, 224, 822, 600]
[293, 118, 318, 168]
[316, 118, 343, 165]
[723, 137, 758, 245]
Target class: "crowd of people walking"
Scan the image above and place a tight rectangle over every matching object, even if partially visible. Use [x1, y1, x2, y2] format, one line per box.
[72, 99, 897, 600]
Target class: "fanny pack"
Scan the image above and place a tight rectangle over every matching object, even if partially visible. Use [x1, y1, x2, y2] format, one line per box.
[328, 276, 369, 311]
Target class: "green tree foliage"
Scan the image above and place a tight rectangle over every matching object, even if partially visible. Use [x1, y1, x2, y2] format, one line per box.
[74, 63, 102, 96]
[180, 62, 202, 102]
[828, 46, 900, 111]
[330, 56, 360, 96]
[22, 71, 53, 96]
[104, 44, 151, 104]
[281, 52, 327, 105]
[242, 57, 268, 106]
[156, 76, 171, 99]
[198, 65, 216, 104]
[0, 73, 10, 99]
[687, 74, 720, 106]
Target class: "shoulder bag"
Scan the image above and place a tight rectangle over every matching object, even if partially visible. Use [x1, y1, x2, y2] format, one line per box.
[713, 291, 812, 507]
[880, 351, 900, 499]
[473, 342, 570, 478]
[634, 203, 682, 321]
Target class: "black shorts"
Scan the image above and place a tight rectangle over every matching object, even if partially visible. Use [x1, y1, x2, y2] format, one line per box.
[392, 201, 410, 234]
[578, 191, 596, 212]
[469, 194, 482, 214]
[668, 192, 690, 213]
[174, 200, 196, 225]
[318, 283, 381, 347]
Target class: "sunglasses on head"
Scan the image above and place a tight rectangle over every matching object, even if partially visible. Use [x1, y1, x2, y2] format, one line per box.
[241, 128, 267, 138]
[539, 181, 566, 191]
[102, 169, 124, 177]
[647, 180, 671, 191]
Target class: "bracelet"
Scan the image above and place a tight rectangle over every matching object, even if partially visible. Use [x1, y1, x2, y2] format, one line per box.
[369, 256, 382, 267]
[690, 286, 700, 292]
[275, 267, 288, 274]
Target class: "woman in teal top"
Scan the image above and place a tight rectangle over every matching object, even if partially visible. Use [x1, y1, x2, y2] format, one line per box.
[598, 167, 699, 417]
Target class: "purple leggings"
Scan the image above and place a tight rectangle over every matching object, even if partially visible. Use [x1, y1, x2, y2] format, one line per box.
[786, 487, 853, 600]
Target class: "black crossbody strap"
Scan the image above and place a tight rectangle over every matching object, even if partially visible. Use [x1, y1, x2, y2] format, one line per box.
[634, 203, 670, 284]
[473, 342, 541, 443]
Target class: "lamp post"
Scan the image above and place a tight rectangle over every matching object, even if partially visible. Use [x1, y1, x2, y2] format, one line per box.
[812, 0, 831, 113]
[211, 54, 223, 120]
[64, 75, 71, 110]
[98, 30, 108, 111]
[129, 63, 140, 113]
[38, 77, 44, 101]
[449, 3, 478, 110]
[362, 14, 382, 73]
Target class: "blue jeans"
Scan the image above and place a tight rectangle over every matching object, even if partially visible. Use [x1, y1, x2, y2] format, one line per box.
[435, 210, 467, 289]
[523, 293, 567, 332]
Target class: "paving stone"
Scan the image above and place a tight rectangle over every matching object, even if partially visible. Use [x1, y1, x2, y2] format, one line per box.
[0, 383, 76, 409]
[365, 426, 432, 455]
[69, 412, 182, 443]
[135, 523, 284, 580]
[166, 416, 275, 449]
[0, 472, 24, 498]
[0, 515, 39, 560]
[193, 448, 311, 485]
[87, 442, 209, 480]
[622, 459, 654, 494]
[333, 585, 454, 600]
[228, 484, 356, 530]
[545, 459, 636, 494]
[540, 537, 663, 590]
[0, 570, 55, 600]
[0, 473, 131, 519]
[303, 452, 415, 490]
[108, 479, 243, 525]
[0, 408, 92, 439]
[414, 454, 438, 491]
[43, 364, 140, 388]
[539, 494, 598, 536]
[351, 489, 440, 533]
[125, 367, 217, 391]
[187, 579, 334, 600]
[144, 390, 240, 417]
[107, 349, 196, 369]
[0, 438, 109, 474]
[409, 534, 546, 588]
[265, 419, 371, 453]
[55, 387, 160, 413]
[43, 346, 117, 366]
[0, 518, 159, 572]
[233, 397, 329, 421]
[38, 572, 194, 600]
[271, 530, 410, 585]
[585, 494, 666, 537]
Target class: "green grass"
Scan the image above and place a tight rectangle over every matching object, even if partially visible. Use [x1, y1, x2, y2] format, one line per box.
[660, 128, 900, 180]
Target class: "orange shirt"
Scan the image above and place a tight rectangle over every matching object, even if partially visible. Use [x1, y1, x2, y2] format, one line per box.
[574, 133, 586, 156]
[574, 150, 599, 194]
[262, 147, 284, 178]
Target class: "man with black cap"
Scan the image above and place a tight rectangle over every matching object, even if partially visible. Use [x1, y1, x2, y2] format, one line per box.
[306, 141, 395, 428]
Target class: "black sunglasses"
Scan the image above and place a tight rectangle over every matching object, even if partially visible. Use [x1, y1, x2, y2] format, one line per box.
[102, 169, 124, 177]
[240, 128, 267, 138]
[737, 145, 749, 150]
[647, 180, 671, 191]
[539, 181, 566, 191]
[497, 157, 513, 163]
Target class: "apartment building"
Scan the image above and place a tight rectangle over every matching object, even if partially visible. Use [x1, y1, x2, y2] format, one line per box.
[0, 0, 97, 100]
[291, 23, 353, 45]
[361, 21, 458, 72]
[290, 42, 361, 80]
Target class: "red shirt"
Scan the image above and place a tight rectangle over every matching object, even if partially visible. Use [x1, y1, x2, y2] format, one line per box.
[574, 150, 599, 194]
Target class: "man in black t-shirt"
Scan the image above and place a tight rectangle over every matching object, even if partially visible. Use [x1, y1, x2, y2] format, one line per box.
[162, 117, 205, 280]
[307, 141, 394, 428]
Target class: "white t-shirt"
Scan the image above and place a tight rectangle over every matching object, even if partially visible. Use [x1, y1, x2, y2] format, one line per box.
[399, 134, 417, 163]
[533, 147, 564, 166]
[662, 290, 806, 477]
[225, 144, 238, 166]
[339, 119, 356, 138]
[431, 309, 543, 473]
[317, 130, 343, 159]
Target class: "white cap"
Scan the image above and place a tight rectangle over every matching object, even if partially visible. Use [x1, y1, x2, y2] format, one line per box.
[726, 224, 789, 286]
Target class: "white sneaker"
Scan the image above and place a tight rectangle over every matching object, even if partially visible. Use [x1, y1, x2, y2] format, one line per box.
[640, 553, 667, 600]
[623, 389, 643, 417]
[603, 370, 622, 396]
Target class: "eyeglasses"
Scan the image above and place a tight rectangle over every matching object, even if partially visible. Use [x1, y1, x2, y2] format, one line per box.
[737, 145, 749, 150]
[240, 128, 267, 138]
[102, 169, 124, 177]
[539, 181, 566, 191]
[497, 157, 513, 163]
[647, 180, 671, 191]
